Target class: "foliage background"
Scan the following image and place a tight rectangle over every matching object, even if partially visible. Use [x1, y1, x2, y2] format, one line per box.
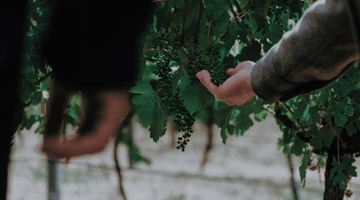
[19, 0, 360, 198]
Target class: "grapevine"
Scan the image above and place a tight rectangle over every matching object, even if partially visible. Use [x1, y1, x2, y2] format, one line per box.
[187, 46, 228, 86]
[150, 35, 228, 151]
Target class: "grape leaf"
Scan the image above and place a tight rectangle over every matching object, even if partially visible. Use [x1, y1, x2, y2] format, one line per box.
[204, 0, 229, 37]
[130, 80, 157, 127]
[326, 99, 349, 127]
[345, 117, 358, 136]
[245, 16, 257, 34]
[345, 67, 360, 81]
[292, 99, 307, 120]
[180, 84, 213, 115]
[236, 40, 262, 62]
[235, 105, 254, 132]
[215, 102, 235, 144]
[309, 126, 335, 150]
[221, 27, 237, 51]
[345, 123, 357, 137]
[291, 135, 305, 156]
[341, 155, 357, 177]
[332, 78, 353, 97]
[330, 157, 348, 190]
[299, 153, 308, 187]
[149, 96, 168, 142]
[130, 80, 154, 96]
[344, 106, 354, 116]
[265, 23, 283, 44]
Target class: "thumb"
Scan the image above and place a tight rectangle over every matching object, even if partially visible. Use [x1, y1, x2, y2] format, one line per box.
[225, 68, 237, 77]
[196, 70, 219, 96]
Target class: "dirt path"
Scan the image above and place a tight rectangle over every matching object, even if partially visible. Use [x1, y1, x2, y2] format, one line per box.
[7, 116, 360, 200]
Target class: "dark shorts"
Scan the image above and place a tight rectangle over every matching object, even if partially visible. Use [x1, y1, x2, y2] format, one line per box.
[41, 0, 154, 92]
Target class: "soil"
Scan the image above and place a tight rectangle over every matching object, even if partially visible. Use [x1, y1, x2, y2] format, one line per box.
[7, 115, 360, 200]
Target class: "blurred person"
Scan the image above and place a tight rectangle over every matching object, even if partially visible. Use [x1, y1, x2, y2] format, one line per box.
[40, 0, 155, 160]
[196, 0, 360, 106]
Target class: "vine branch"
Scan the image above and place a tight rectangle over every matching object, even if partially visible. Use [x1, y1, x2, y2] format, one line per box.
[178, 0, 189, 49]
[273, 102, 309, 143]
[195, 0, 204, 43]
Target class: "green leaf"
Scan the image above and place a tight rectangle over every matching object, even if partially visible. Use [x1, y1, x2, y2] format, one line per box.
[330, 157, 348, 190]
[327, 100, 349, 127]
[235, 105, 254, 132]
[254, 109, 268, 122]
[344, 106, 354, 116]
[335, 110, 348, 128]
[35, 118, 46, 133]
[291, 135, 305, 156]
[345, 67, 360, 81]
[65, 106, 79, 126]
[209, 12, 230, 37]
[180, 84, 213, 115]
[332, 78, 353, 97]
[214, 102, 235, 144]
[204, 0, 228, 15]
[236, 40, 262, 62]
[341, 155, 357, 177]
[149, 96, 168, 142]
[309, 126, 336, 150]
[266, 23, 283, 44]
[292, 99, 307, 120]
[132, 93, 157, 128]
[245, 16, 257, 34]
[221, 27, 237, 51]
[20, 81, 36, 102]
[204, 0, 230, 37]
[345, 122, 357, 136]
[299, 153, 308, 186]
[130, 80, 159, 127]
[345, 117, 358, 136]
[130, 80, 154, 96]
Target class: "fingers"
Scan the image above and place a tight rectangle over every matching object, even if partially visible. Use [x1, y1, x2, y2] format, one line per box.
[196, 70, 219, 96]
[44, 80, 71, 137]
[236, 61, 256, 70]
[226, 68, 236, 77]
[42, 91, 131, 159]
[226, 61, 256, 77]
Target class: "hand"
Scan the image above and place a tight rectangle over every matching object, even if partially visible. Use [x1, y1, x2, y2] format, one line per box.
[41, 81, 130, 161]
[196, 61, 256, 106]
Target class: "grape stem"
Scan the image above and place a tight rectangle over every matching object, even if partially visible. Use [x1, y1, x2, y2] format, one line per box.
[195, 0, 205, 43]
[329, 120, 344, 143]
[307, 124, 329, 157]
[155, 87, 162, 95]
[143, 48, 160, 52]
[204, 12, 246, 54]
[178, 0, 189, 50]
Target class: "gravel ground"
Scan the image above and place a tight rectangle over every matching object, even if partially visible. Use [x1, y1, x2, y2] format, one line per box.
[7, 115, 360, 200]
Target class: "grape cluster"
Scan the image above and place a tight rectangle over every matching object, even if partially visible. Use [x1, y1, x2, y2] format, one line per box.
[153, 54, 173, 105]
[150, 36, 229, 150]
[151, 38, 195, 151]
[171, 89, 195, 151]
[187, 46, 228, 86]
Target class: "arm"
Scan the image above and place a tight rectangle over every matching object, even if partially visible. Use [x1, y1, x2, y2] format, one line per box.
[251, 0, 360, 102]
[41, 81, 130, 160]
[198, 0, 360, 105]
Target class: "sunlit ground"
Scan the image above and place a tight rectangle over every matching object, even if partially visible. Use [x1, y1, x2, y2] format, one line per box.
[7, 115, 360, 200]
